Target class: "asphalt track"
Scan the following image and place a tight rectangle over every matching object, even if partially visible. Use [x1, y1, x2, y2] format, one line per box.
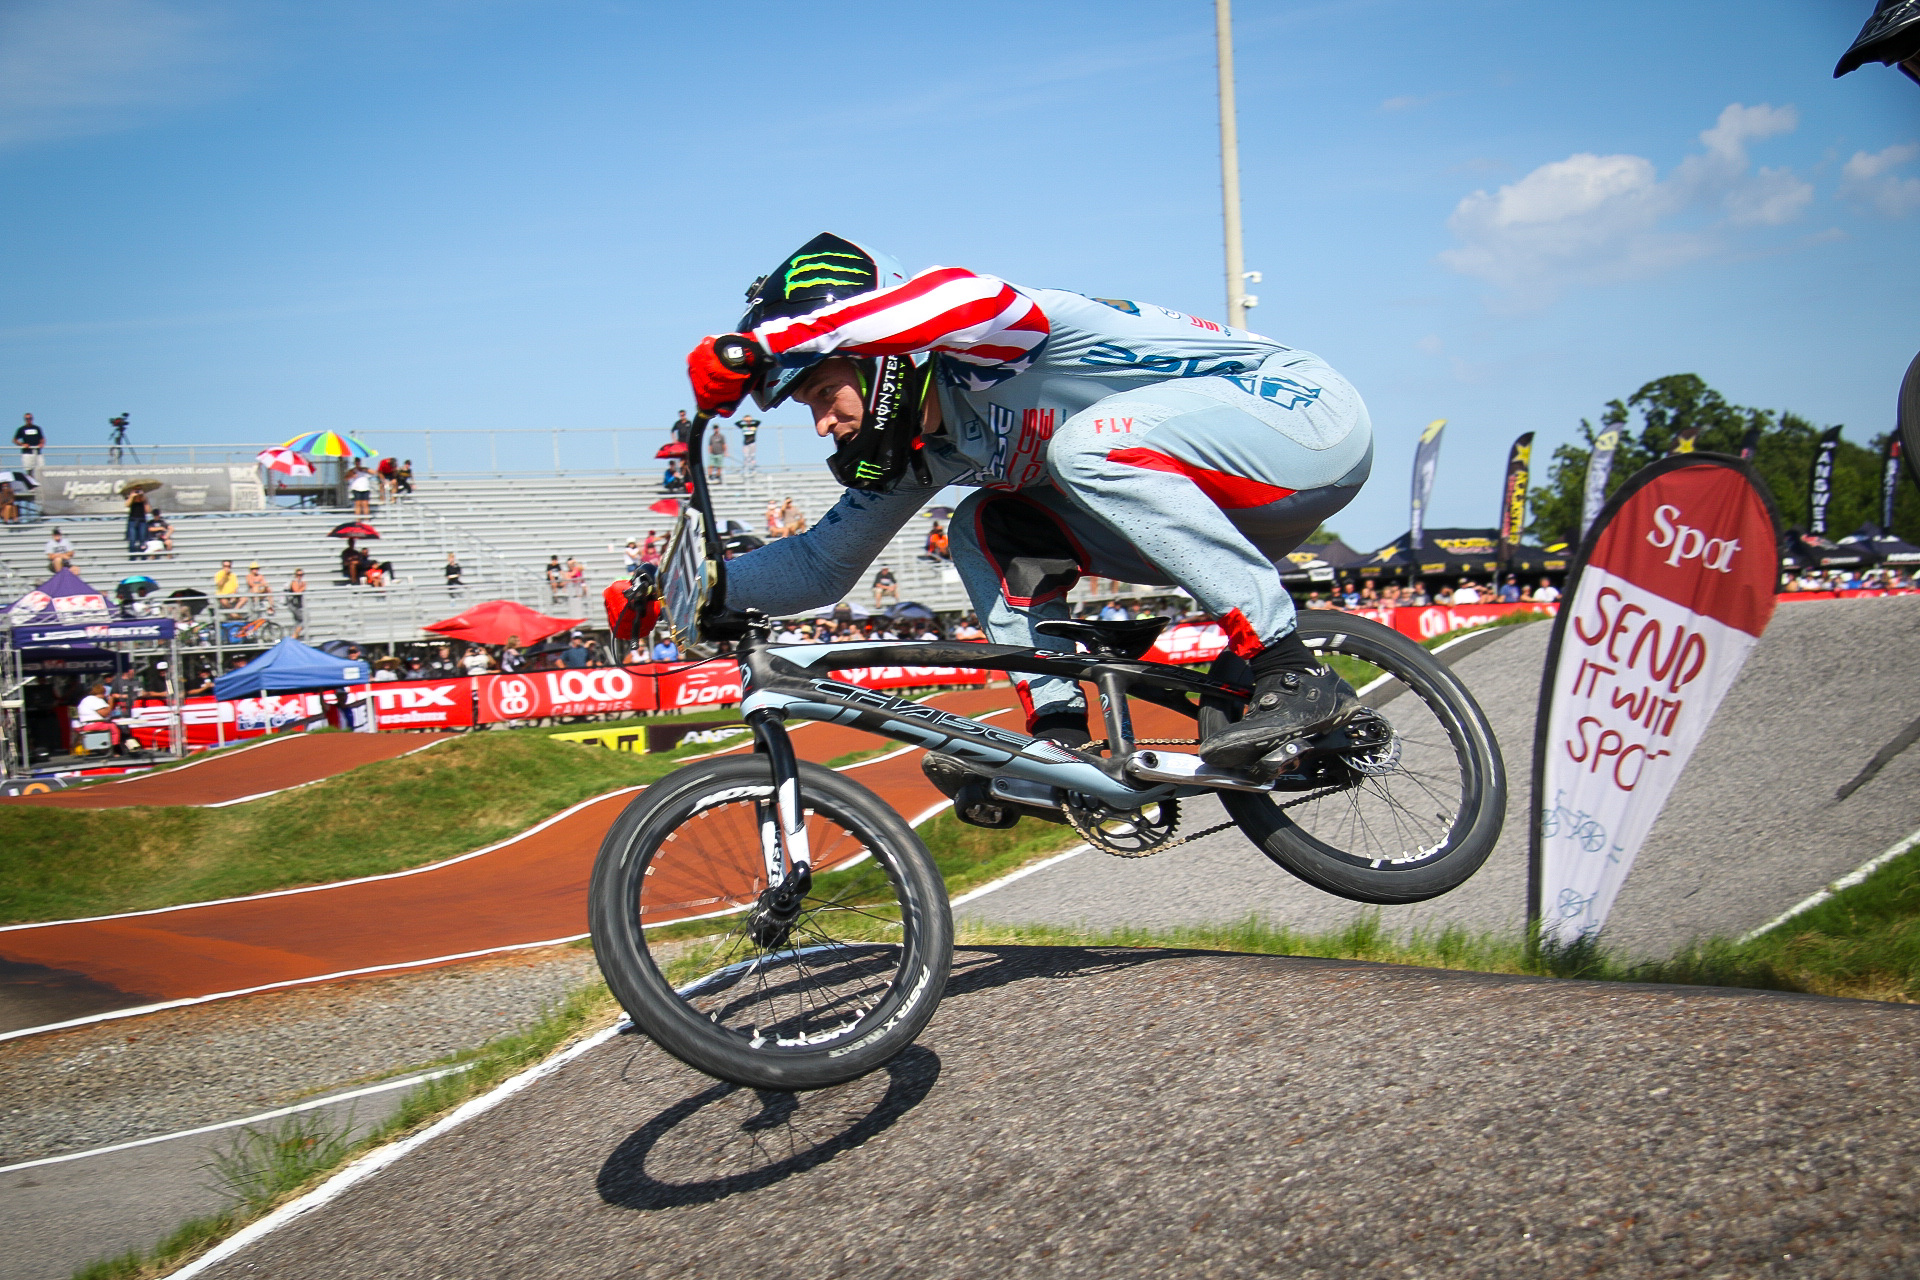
[962, 598, 1920, 958]
[0, 689, 1075, 1036]
[0, 731, 454, 809]
[185, 946, 1920, 1280]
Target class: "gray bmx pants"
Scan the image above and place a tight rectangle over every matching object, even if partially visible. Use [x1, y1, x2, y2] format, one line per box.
[949, 352, 1372, 728]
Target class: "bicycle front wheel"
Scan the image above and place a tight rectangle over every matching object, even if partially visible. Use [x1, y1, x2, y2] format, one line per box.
[589, 756, 952, 1091]
[1211, 612, 1507, 905]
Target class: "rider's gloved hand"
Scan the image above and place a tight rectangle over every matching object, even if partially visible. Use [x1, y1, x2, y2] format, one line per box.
[686, 334, 767, 415]
[605, 575, 661, 642]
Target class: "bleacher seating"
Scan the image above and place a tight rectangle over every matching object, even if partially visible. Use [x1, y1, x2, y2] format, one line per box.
[0, 467, 976, 646]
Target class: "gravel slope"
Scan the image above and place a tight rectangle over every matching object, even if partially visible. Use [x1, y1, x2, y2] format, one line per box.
[0, 944, 597, 1166]
[189, 945, 1920, 1280]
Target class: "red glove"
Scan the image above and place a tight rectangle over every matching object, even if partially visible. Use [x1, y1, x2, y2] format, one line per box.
[605, 579, 661, 641]
[687, 334, 766, 414]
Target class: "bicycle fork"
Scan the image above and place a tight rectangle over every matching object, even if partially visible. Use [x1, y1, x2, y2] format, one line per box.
[746, 706, 812, 948]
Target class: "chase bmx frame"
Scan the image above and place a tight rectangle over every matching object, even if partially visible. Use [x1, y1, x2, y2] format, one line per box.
[651, 410, 1372, 904]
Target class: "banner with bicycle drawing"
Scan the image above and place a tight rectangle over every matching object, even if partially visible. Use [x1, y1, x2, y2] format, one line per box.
[1529, 457, 1784, 945]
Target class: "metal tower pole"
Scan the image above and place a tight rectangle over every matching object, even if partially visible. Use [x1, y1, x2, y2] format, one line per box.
[1216, 0, 1247, 329]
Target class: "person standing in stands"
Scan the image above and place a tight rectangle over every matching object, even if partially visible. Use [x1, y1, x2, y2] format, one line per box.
[737, 415, 760, 474]
[123, 484, 150, 556]
[286, 568, 307, 637]
[565, 555, 587, 603]
[15, 414, 45, 475]
[545, 555, 564, 603]
[345, 463, 374, 517]
[444, 552, 463, 595]
[707, 423, 727, 483]
[396, 459, 415, 494]
[671, 410, 692, 443]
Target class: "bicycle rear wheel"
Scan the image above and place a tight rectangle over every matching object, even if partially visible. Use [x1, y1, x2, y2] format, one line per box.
[589, 756, 952, 1091]
[1209, 613, 1506, 904]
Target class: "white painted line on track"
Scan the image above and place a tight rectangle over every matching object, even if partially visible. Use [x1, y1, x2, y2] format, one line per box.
[0, 1064, 476, 1174]
[1737, 825, 1920, 943]
[165, 1020, 628, 1280]
[0, 786, 645, 934]
[0, 935, 592, 1044]
[949, 843, 1094, 909]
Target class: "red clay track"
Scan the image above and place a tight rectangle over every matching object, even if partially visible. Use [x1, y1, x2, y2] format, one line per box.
[0, 691, 1007, 1012]
[0, 690, 1191, 1026]
[0, 732, 455, 809]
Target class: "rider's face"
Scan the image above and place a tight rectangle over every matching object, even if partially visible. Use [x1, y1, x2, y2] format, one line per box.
[793, 359, 866, 445]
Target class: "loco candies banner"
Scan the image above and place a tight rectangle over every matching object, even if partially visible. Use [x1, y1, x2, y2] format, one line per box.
[1530, 456, 1783, 944]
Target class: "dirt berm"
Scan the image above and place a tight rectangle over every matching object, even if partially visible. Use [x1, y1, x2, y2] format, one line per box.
[191, 946, 1920, 1280]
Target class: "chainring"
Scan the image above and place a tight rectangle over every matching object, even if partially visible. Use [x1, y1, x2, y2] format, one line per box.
[1065, 796, 1183, 858]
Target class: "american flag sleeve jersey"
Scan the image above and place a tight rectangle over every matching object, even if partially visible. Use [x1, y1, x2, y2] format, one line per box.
[750, 267, 1052, 389]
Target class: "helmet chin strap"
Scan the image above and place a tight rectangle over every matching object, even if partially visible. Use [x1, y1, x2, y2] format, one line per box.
[826, 355, 934, 492]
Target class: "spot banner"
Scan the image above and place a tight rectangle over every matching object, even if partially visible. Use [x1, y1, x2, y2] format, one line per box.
[1529, 455, 1783, 944]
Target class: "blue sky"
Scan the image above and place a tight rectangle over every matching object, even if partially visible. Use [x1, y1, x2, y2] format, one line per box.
[2, 0, 1916, 548]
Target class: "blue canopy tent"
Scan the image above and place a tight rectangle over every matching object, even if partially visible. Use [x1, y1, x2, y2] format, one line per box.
[214, 638, 370, 701]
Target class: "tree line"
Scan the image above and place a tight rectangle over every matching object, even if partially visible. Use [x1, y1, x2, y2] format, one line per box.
[1526, 374, 1918, 548]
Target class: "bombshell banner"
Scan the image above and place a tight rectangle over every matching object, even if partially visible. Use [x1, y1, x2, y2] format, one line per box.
[1530, 456, 1783, 944]
[1409, 418, 1446, 552]
[1497, 432, 1534, 557]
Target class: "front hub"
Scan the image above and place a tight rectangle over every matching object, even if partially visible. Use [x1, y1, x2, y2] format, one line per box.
[747, 864, 813, 950]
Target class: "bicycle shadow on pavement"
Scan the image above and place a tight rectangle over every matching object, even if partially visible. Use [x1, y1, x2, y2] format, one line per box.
[595, 946, 1279, 1213]
[596, 1044, 941, 1211]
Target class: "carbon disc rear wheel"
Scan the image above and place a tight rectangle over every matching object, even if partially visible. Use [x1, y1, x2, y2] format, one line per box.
[1210, 613, 1507, 904]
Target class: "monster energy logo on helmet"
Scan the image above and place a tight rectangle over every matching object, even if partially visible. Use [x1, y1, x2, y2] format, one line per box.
[783, 251, 872, 296]
[741, 232, 902, 330]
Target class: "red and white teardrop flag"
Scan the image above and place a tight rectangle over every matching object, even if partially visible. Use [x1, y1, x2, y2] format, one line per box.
[1530, 456, 1784, 944]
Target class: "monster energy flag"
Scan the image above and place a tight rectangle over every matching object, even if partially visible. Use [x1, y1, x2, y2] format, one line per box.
[1809, 426, 1841, 536]
[1579, 428, 1620, 540]
[1409, 418, 1446, 552]
[1886, 438, 1904, 530]
[1497, 432, 1534, 557]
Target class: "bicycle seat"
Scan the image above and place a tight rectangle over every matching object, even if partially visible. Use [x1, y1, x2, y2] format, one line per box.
[1034, 616, 1169, 660]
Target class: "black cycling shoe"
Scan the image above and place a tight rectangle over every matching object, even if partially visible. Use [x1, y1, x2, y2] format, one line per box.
[1200, 664, 1358, 770]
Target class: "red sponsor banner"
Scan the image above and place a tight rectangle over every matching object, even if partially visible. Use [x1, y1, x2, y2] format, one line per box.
[126, 691, 352, 749]
[369, 677, 475, 730]
[1532, 457, 1784, 945]
[1374, 600, 1558, 641]
[653, 662, 745, 710]
[480, 666, 659, 720]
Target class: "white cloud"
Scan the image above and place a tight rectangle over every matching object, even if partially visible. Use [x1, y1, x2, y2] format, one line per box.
[0, 0, 242, 148]
[1439, 103, 1811, 307]
[1838, 143, 1920, 217]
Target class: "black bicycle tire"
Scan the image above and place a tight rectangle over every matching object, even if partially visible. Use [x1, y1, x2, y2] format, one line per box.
[1215, 613, 1506, 904]
[589, 755, 952, 1091]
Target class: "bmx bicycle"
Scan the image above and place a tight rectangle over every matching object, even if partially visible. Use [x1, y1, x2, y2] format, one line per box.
[589, 410, 1506, 1092]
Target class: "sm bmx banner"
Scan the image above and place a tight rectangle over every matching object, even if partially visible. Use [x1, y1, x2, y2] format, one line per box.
[1529, 455, 1783, 944]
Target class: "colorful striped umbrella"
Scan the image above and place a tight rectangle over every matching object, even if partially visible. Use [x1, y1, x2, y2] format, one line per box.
[281, 431, 378, 459]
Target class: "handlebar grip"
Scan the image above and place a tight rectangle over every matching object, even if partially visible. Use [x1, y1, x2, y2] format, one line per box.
[713, 335, 763, 373]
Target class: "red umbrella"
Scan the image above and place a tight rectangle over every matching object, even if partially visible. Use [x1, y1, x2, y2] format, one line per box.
[655, 441, 688, 458]
[423, 600, 583, 646]
[329, 521, 381, 539]
[649, 498, 683, 516]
